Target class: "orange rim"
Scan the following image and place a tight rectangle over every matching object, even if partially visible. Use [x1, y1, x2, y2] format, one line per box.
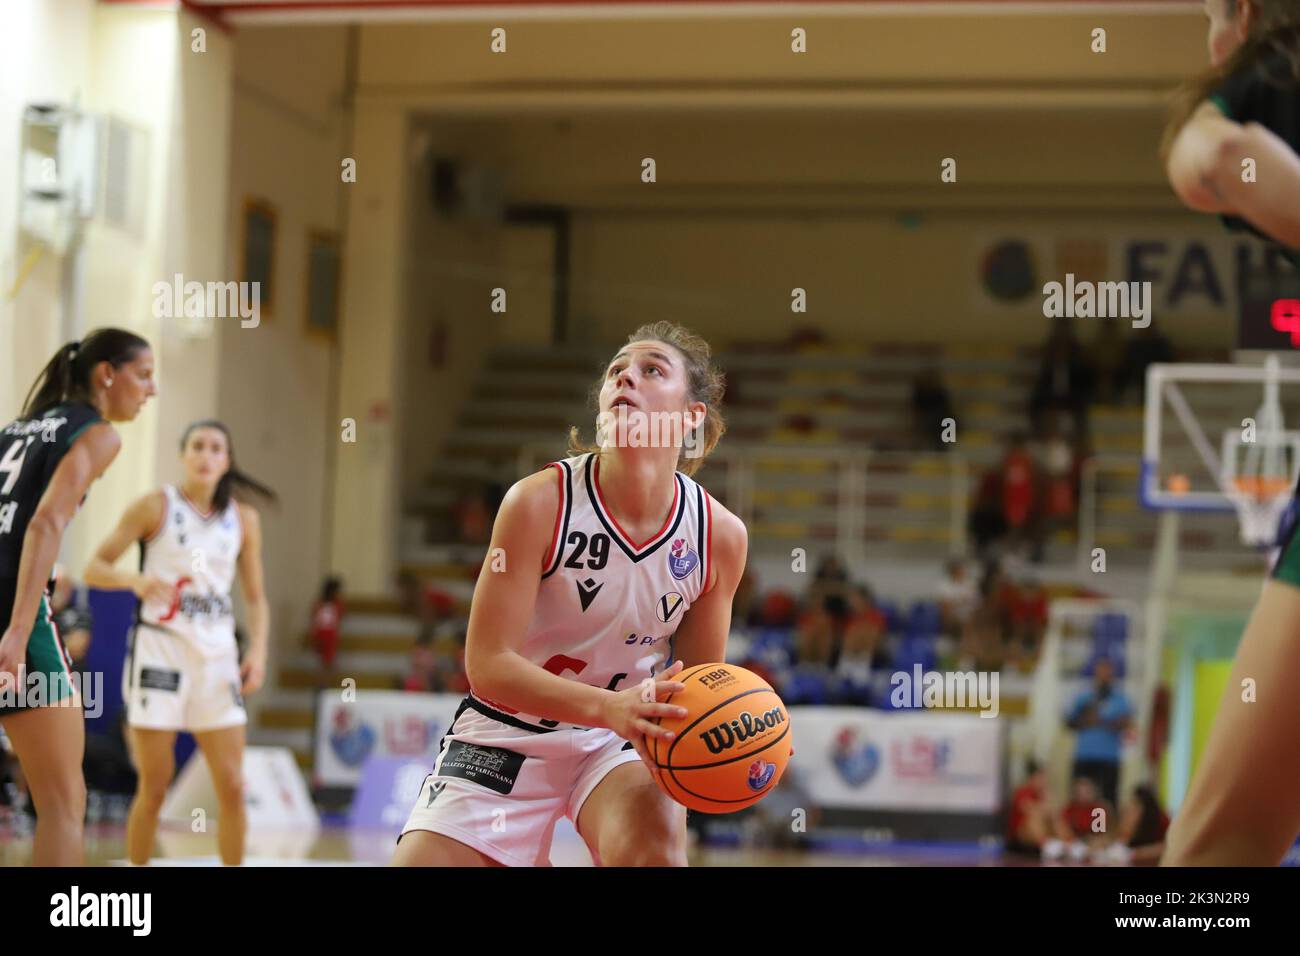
[1231, 476, 1292, 500]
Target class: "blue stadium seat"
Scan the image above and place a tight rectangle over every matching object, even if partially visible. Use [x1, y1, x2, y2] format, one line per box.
[784, 667, 832, 706]
[892, 633, 938, 673]
[876, 599, 903, 633]
[907, 601, 942, 638]
[835, 677, 873, 707]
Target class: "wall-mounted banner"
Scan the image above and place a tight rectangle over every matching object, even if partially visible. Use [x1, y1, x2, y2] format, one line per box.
[974, 231, 1295, 322]
[314, 690, 463, 788]
[787, 707, 1002, 813]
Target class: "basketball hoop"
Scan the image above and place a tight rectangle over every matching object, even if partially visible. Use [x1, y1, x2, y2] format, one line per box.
[1221, 357, 1296, 547]
[1226, 475, 1293, 547]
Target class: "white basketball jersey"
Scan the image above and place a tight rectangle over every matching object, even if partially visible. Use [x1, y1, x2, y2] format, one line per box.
[137, 484, 243, 658]
[471, 452, 714, 731]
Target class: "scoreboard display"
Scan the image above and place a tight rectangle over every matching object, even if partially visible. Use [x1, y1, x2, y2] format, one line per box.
[1239, 263, 1300, 349]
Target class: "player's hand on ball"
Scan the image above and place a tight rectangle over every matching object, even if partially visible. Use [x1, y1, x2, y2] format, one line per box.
[602, 659, 688, 770]
[132, 573, 173, 605]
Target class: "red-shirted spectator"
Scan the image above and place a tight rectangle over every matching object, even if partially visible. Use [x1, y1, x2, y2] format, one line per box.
[310, 577, 344, 682]
[1062, 775, 1115, 843]
[1000, 434, 1037, 536]
[1005, 759, 1073, 857]
[1008, 575, 1050, 668]
[401, 642, 438, 693]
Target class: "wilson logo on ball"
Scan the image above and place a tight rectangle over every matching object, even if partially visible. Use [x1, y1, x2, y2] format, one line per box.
[698, 707, 786, 755]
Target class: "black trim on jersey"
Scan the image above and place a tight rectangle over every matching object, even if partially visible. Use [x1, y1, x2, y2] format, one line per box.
[583, 454, 687, 562]
[435, 697, 472, 754]
[541, 459, 573, 580]
[694, 482, 707, 588]
[125, 626, 137, 693]
[464, 694, 559, 734]
[128, 533, 149, 682]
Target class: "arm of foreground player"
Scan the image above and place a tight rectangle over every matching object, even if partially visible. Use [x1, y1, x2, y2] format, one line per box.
[668, 501, 748, 669]
[1167, 101, 1300, 247]
[463, 469, 685, 737]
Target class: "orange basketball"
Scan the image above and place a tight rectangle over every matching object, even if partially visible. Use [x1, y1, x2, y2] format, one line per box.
[650, 663, 792, 814]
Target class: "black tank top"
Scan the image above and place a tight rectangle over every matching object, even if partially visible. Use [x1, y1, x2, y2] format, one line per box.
[0, 402, 105, 578]
[1209, 48, 1300, 266]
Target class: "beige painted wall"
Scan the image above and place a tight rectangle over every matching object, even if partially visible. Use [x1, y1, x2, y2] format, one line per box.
[221, 25, 349, 665]
[400, 183, 502, 500]
[567, 212, 1253, 350]
[0, 0, 96, 424]
[329, 104, 408, 593]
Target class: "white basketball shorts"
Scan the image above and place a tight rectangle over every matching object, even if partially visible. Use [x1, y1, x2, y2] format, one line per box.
[399, 697, 643, 867]
[123, 624, 247, 733]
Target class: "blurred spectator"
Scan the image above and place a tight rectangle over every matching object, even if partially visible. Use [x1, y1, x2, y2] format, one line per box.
[1089, 321, 1127, 404]
[1030, 321, 1094, 437]
[910, 367, 954, 452]
[967, 469, 1006, 558]
[436, 634, 471, 695]
[786, 594, 837, 705]
[1007, 573, 1049, 670]
[959, 568, 1006, 673]
[835, 586, 885, 705]
[452, 485, 491, 545]
[1060, 775, 1116, 848]
[1005, 759, 1073, 857]
[1066, 657, 1131, 807]
[795, 596, 837, 669]
[1042, 415, 1078, 539]
[310, 576, 345, 685]
[998, 434, 1040, 558]
[400, 638, 439, 693]
[806, 554, 851, 622]
[1108, 784, 1170, 865]
[937, 558, 978, 634]
[758, 589, 798, 630]
[1118, 318, 1175, 403]
[397, 570, 421, 617]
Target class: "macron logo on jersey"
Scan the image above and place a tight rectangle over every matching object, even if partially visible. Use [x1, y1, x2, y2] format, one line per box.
[576, 577, 603, 612]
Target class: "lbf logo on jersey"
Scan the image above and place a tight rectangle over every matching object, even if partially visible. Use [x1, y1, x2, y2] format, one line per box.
[667, 538, 698, 580]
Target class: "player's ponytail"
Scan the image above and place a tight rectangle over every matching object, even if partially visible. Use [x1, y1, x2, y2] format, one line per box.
[180, 419, 278, 513]
[1160, 2, 1300, 163]
[21, 328, 151, 417]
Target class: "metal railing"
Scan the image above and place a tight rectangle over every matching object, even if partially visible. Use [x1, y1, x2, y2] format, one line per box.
[515, 442, 973, 561]
[501, 440, 1178, 570]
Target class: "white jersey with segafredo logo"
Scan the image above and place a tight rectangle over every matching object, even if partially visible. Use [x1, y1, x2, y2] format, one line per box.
[136, 484, 242, 659]
[470, 452, 713, 731]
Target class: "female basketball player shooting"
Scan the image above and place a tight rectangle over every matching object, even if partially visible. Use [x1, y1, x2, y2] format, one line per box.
[393, 321, 749, 867]
[1161, 0, 1300, 865]
[0, 329, 156, 865]
[85, 421, 275, 865]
